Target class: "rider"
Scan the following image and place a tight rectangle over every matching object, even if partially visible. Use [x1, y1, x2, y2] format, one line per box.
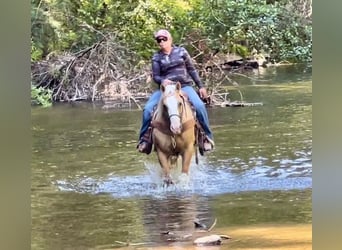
[137, 29, 215, 154]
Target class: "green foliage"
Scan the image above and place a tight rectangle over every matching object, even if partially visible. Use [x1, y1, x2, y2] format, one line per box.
[31, 0, 312, 63]
[196, 0, 311, 62]
[31, 84, 53, 107]
[31, 0, 54, 58]
[231, 44, 249, 59]
[30, 0, 312, 106]
[31, 38, 43, 62]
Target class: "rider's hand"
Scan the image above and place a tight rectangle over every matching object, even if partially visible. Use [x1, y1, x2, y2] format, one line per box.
[161, 79, 173, 86]
[198, 87, 208, 99]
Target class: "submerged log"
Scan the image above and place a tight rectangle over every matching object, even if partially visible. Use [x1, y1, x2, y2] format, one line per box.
[205, 57, 269, 72]
[221, 101, 264, 107]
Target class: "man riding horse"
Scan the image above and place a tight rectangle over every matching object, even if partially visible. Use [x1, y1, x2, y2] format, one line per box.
[137, 29, 215, 154]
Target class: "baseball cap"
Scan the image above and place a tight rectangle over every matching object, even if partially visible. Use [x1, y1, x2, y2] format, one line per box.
[154, 29, 172, 39]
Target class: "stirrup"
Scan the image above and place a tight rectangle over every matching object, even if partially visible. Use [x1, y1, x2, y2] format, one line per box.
[137, 141, 153, 155]
[203, 137, 215, 152]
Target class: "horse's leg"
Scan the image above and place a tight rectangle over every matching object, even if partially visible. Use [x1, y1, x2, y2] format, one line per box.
[175, 147, 193, 188]
[181, 147, 194, 175]
[156, 149, 173, 185]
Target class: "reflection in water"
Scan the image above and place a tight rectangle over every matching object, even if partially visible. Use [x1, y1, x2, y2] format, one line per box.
[140, 195, 213, 245]
[31, 66, 312, 249]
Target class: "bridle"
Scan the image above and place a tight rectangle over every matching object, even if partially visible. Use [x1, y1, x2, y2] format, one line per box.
[162, 91, 187, 122]
[151, 83, 195, 136]
[169, 113, 181, 119]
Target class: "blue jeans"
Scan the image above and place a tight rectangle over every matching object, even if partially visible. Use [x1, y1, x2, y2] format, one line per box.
[138, 85, 213, 141]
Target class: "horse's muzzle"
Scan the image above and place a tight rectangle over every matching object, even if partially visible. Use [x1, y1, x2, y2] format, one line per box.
[170, 126, 182, 135]
[169, 115, 182, 134]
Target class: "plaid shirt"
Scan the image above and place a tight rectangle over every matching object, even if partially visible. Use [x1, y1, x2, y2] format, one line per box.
[151, 46, 204, 89]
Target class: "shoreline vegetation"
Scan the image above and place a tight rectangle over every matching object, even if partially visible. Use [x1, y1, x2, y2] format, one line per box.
[31, 0, 312, 108]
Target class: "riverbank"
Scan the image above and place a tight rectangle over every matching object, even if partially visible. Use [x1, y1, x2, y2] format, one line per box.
[223, 223, 311, 250]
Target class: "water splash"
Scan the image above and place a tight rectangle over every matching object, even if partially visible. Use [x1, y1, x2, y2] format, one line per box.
[55, 156, 311, 198]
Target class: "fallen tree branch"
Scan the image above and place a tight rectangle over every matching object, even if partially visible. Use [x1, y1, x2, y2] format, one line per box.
[207, 218, 217, 232]
[31, 33, 150, 105]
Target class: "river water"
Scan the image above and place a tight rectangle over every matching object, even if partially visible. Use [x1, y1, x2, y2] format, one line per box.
[31, 65, 312, 249]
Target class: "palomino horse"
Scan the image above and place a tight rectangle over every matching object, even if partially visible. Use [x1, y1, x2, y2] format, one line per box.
[151, 82, 196, 185]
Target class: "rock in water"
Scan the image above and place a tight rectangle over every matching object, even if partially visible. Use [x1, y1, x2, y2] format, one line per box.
[193, 234, 222, 246]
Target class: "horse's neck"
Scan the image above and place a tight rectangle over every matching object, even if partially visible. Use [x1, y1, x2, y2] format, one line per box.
[181, 97, 195, 122]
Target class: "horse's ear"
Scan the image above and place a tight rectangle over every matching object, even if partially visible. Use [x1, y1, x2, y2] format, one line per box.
[176, 82, 181, 91]
[160, 84, 165, 92]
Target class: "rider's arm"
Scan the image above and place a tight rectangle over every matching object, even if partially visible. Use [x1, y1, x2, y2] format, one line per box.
[152, 54, 164, 85]
[182, 48, 204, 89]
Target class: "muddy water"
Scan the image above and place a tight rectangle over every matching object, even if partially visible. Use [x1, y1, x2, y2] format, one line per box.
[31, 65, 312, 249]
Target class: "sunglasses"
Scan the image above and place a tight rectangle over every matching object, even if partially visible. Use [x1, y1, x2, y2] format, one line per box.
[156, 37, 168, 43]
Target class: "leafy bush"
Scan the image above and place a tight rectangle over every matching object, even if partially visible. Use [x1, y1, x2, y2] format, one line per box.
[30, 0, 312, 105]
[195, 0, 312, 62]
[31, 38, 43, 62]
[31, 0, 311, 63]
[31, 84, 52, 107]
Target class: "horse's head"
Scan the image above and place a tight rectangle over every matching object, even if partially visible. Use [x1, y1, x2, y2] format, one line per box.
[160, 82, 184, 135]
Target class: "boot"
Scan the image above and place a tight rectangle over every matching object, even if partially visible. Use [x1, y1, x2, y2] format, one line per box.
[197, 128, 206, 156]
[137, 127, 153, 154]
